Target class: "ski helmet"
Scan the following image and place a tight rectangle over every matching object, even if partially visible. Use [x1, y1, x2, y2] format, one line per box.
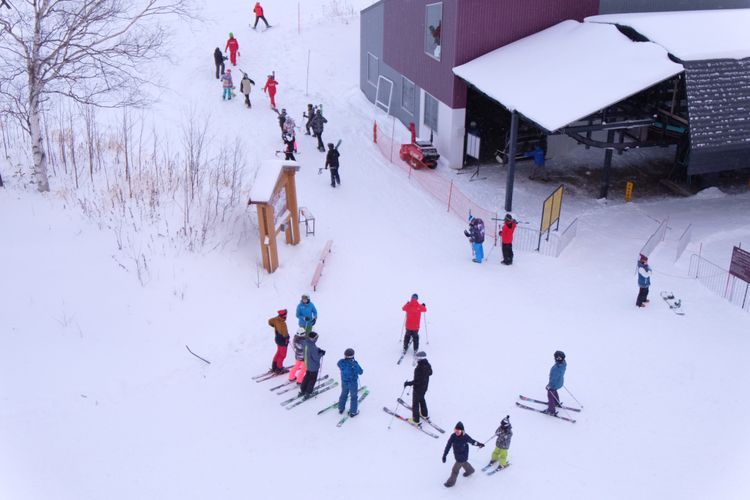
[501, 415, 511, 429]
[415, 351, 427, 361]
[344, 348, 355, 358]
[327, 143, 334, 149]
[297, 327, 306, 335]
[504, 213, 513, 221]
[301, 293, 310, 301]
[554, 350, 566, 362]
[277, 309, 287, 317]
[411, 293, 419, 300]
[308, 331, 319, 341]
[229, 32, 234, 38]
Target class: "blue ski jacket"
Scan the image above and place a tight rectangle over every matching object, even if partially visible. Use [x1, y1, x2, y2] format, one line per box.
[296, 301, 318, 328]
[638, 261, 652, 288]
[548, 361, 566, 391]
[337, 358, 363, 383]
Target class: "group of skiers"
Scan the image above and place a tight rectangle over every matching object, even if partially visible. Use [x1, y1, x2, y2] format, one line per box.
[464, 212, 518, 264]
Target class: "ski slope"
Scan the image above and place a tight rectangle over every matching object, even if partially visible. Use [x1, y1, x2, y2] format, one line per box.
[1, 1, 750, 499]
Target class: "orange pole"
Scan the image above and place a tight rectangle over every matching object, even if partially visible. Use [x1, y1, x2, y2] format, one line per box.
[447, 180, 453, 212]
[373, 121, 377, 144]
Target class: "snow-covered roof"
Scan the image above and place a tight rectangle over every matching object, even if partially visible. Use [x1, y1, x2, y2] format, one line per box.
[452, 20, 683, 132]
[248, 159, 300, 204]
[586, 9, 750, 61]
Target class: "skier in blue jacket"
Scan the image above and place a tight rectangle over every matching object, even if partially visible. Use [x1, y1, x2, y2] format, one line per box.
[545, 350, 567, 415]
[636, 254, 652, 307]
[296, 293, 318, 332]
[337, 348, 364, 416]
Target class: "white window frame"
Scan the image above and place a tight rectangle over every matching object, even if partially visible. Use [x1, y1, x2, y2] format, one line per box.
[424, 2, 443, 62]
[424, 92, 438, 132]
[375, 75, 394, 114]
[400, 76, 416, 116]
[366, 52, 379, 88]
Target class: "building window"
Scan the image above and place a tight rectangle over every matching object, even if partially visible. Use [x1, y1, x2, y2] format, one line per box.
[424, 92, 438, 132]
[367, 52, 378, 87]
[424, 2, 442, 61]
[401, 76, 415, 115]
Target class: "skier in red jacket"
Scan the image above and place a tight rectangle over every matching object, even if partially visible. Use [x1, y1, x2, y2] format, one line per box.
[500, 213, 517, 265]
[225, 32, 240, 66]
[253, 2, 270, 29]
[263, 73, 278, 109]
[402, 293, 427, 355]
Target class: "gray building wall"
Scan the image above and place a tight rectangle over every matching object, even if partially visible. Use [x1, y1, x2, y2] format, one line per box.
[599, 0, 750, 13]
[360, 2, 422, 135]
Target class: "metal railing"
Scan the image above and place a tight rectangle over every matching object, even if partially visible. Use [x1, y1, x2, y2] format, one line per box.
[689, 254, 750, 313]
[676, 224, 692, 262]
[640, 218, 668, 257]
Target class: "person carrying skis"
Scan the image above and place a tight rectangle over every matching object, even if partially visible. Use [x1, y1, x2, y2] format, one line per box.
[288, 328, 307, 384]
[276, 108, 288, 136]
[225, 33, 240, 66]
[213, 47, 227, 79]
[545, 350, 567, 415]
[268, 309, 290, 374]
[252, 2, 270, 29]
[325, 142, 340, 188]
[636, 254, 652, 307]
[401, 293, 427, 356]
[464, 214, 485, 263]
[337, 348, 363, 417]
[303, 104, 315, 135]
[486, 415, 512, 470]
[239, 73, 255, 108]
[282, 132, 297, 161]
[299, 331, 325, 398]
[221, 68, 234, 101]
[441, 421, 484, 488]
[499, 213, 517, 265]
[263, 73, 278, 109]
[311, 108, 327, 152]
[404, 351, 432, 426]
[296, 293, 317, 332]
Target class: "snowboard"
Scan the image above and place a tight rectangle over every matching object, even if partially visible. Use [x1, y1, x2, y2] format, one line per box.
[660, 291, 685, 316]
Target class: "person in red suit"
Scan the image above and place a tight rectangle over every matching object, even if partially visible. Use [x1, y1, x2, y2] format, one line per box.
[225, 32, 240, 66]
[253, 2, 270, 29]
[402, 293, 427, 355]
[263, 73, 278, 109]
[500, 213, 517, 265]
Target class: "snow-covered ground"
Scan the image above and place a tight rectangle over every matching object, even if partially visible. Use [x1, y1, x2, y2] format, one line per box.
[2, 1, 750, 499]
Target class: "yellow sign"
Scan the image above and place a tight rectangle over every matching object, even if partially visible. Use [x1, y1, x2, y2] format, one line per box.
[541, 185, 564, 234]
[625, 181, 634, 202]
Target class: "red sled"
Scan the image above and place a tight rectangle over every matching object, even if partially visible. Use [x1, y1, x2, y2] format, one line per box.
[399, 141, 440, 169]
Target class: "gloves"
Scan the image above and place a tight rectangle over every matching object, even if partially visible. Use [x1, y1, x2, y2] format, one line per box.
[464, 230, 470, 237]
[545, 385, 551, 391]
[404, 381, 413, 388]
[421, 303, 426, 307]
[477, 443, 485, 448]
[442, 456, 446, 464]
[319, 349, 326, 356]
[305, 317, 310, 321]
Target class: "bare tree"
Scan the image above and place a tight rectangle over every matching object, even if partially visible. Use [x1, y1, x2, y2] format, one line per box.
[0, 0, 192, 192]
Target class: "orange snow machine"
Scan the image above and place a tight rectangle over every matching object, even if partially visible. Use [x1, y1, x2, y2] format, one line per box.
[399, 140, 440, 169]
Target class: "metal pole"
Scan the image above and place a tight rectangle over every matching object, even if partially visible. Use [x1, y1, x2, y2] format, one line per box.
[599, 129, 615, 199]
[387, 386, 407, 429]
[563, 386, 584, 408]
[305, 50, 310, 96]
[423, 310, 429, 345]
[504, 111, 519, 212]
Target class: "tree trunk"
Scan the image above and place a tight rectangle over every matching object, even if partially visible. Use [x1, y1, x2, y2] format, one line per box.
[29, 94, 50, 192]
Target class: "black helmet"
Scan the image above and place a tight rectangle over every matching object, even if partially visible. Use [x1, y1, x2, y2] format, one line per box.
[554, 350, 565, 362]
[501, 415, 511, 429]
[344, 348, 355, 358]
[328, 143, 334, 149]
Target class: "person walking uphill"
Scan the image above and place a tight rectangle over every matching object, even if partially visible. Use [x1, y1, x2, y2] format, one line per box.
[464, 214, 485, 263]
[239, 72, 255, 108]
[500, 213, 517, 265]
[252, 2, 270, 29]
[299, 331, 325, 398]
[225, 33, 240, 66]
[401, 293, 427, 355]
[325, 143, 340, 188]
[263, 73, 278, 110]
[213, 47, 226, 79]
[288, 329, 307, 384]
[545, 350, 567, 415]
[404, 351, 432, 426]
[268, 309, 290, 374]
[296, 293, 317, 332]
[311, 109, 328, 152]
[221, 69, 234, 100]
[487, 415, 513, 470]
[337, 348, 363, 417]
[636, 254, 652, 307]
[442, 422, 484, 488]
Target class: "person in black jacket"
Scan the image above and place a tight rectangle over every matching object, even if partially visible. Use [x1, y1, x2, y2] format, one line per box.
[325, 143, 340, 188]
[311, 109, 327, 152]
[404, 351, 432, 425]
[213, 47, 226, 80]
[441, 421, 484, 488]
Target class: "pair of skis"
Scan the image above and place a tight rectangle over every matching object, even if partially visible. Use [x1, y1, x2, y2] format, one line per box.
[274, 374, 329, 395]
[396, 398, 446, 434]
[282, 379, 339, 410]
[515, 395, 580, 423]
[481, 462, 512, 475]
[252, 365, 293, 382]
[316, 387, 370, 427]
[382, 407, 440, 438]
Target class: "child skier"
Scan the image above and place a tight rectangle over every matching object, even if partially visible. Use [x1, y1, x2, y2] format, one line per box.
[225, 33, 240, 66]
[221, 68, 234, 101]
[499, 213, 517, 265]
[239, 72, 255, 108]
[441, 421, 484, 488]
[464, 214, 485, 263]
[299, 331, 325, 398]
[337, 348, 364, 416]
[296, 293, 317, 332]
[263, 73, 278, 109]
[545, 350, 567, 415]
[288, 328, 307, 384]
[401, 293, 427, 355]
[267, 309, 290, 373]
[487, 415, 513, 470]
[325, 142, 340, 188]
[404, 351, 432, 426]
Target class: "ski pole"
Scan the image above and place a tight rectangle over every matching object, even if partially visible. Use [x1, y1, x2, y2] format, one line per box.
[423, 311, 429, 345]
[550, 389, 574, 419]
[481, 434, 497, 446]
[387, 386, 407, 430]
[398, 315, 406, 343]
[563, 386, 584, 409]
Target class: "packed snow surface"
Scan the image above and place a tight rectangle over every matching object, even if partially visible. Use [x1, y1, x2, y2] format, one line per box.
[1, 2, 750, 500]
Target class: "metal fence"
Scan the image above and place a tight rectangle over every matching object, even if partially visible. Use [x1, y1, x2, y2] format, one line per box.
[689, 253, 750, 313]
[640, 218, 668, 258]
[676, 224, 692, 262]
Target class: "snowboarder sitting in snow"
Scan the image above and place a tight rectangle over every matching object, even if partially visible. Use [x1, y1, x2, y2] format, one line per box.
[636, 254, 651, 307]
[499, 213, 517, 265]
[213, 47, 227, 80]
[303, 104, 316, 135]
[404, 351, 432, 426]
[299, 331, 325, 398]
[464, 214, 485, 263]
[288, 328, 307, 384]
[296, 293, 317, 332]
[545, 350, 566, 415]
[240, 73, 255, 108]
[337, 348, 363, 417]
[487, 415, 512, 470]
[311, 109, 327, 152]
[401, 293, 426, 356]
[268, 309, 290, 374]
[442, 421, 484, 488]
[325, 142, 340, 188]
[225, 33, 240, 66]
[221, 68, 234, 100]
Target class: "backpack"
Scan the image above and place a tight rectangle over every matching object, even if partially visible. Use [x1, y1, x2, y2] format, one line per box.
[472, 218, 485, 243]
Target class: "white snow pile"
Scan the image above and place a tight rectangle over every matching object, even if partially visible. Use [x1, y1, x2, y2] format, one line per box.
[695, 186, 727, 199]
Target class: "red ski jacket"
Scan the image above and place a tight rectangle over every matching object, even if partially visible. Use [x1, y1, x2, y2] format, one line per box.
[254, 4, 264, 16]
[264, 76, 277, 94]
[500, 220, 517, 244]
[225, 37, 239, 54]
[402, 299, 427, 331]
